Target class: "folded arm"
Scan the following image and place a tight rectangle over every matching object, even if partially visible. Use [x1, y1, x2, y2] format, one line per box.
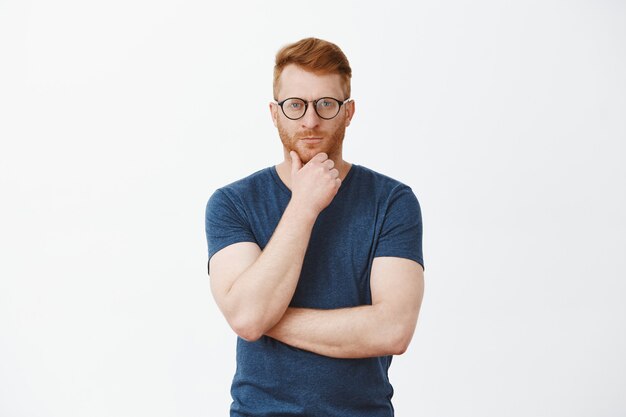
[266, 256, 424, 358]
[208, 152, 341, 342]
[209, 204, 316, 342]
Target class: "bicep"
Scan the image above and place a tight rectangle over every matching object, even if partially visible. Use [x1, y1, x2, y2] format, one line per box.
[209, 241, 261, 313]
[370, 256, 424, 322]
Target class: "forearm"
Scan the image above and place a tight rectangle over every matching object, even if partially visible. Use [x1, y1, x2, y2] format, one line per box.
[266, 305, 415, 358]
[224, 202, 317, 340]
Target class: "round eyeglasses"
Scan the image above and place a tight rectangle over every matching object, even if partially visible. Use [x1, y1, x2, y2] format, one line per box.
[275, 97, 351, 120]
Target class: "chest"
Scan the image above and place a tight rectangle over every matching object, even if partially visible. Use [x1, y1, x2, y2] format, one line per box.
[247, 192, 385, 308]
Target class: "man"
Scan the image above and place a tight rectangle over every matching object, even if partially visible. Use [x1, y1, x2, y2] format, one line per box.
[205, 37, 424, 416]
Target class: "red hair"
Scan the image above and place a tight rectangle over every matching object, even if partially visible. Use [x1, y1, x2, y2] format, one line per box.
[273, 37, 352, 100]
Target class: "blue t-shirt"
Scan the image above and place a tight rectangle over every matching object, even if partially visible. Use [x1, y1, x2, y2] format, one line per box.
[205, 164, 424, 417]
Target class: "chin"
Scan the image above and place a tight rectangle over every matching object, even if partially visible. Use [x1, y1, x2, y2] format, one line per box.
[295, 149, 315, 164]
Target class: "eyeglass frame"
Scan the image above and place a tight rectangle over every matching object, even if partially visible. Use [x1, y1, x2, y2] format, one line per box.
[274, 97, 352, 120]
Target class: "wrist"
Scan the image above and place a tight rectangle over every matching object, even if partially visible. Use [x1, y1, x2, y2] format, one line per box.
[285, 199, 319, 224]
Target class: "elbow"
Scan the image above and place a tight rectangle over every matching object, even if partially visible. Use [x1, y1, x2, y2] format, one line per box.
[222, 300, 282, 342]
[385, 324, 415, 356]
[388, 335, 411, 355]
[237, 330, 264, 343]
[229, 316, 266, 342]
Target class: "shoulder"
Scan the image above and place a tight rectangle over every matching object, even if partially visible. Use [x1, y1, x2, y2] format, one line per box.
[207, 167, 273, 210]
[218, 166, 274, 196]
[351, 164, 417, 200]
[209, 166, 277, 204]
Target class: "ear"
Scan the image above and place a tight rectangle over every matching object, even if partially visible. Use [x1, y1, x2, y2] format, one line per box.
[344, 100, 355, 127]
[269, 102, 278, 127]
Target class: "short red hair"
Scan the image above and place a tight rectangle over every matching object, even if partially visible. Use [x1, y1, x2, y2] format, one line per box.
[273, 37, 352, 100]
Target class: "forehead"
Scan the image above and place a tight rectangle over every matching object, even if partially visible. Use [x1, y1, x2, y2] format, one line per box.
[277, 64, 345, 99]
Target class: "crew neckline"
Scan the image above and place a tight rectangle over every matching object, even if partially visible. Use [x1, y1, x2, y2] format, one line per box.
[269, 163, 358, 196]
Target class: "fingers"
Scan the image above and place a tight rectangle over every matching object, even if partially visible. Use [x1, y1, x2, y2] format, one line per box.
[289, 151, 342, 214]
[292, 151, 336, 178]
[311, 152, 328, 163]
[290, 151, 302, 175]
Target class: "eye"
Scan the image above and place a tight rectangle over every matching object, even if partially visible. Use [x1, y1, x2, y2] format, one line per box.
[289, 102, 303, 109]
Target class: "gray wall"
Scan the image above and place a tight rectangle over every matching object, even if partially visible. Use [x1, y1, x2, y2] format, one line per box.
[1, 0, 624, 415]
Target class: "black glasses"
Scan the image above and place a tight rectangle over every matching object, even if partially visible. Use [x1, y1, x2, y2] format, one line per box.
[275, 97, 351, 120]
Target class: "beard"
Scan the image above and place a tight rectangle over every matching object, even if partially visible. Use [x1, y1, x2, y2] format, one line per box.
[277, 121, 346, 164]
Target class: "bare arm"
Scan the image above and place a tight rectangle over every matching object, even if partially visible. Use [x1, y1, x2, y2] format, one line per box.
[265, 257, 424, 358]
[209, 152, 340, 342]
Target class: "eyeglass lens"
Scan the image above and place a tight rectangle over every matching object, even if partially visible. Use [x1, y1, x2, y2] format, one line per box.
[281, 98, 341, 120]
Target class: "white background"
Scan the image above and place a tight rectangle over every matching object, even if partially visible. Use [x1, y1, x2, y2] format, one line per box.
[1, 0, 625, 416]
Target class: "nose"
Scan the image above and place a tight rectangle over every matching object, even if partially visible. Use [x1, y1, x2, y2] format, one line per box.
[300, 103, 320, 129]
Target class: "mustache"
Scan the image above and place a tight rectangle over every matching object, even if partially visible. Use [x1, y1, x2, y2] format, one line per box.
[295, 130, 325, 139]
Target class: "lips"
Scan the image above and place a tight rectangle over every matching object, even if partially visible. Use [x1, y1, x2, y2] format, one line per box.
[300, 138, 323, 145]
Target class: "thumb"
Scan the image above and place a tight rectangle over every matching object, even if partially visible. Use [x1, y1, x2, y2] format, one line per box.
[290, 151, 302, 176]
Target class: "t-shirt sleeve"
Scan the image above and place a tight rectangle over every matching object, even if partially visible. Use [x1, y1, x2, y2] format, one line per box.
[205, 188, 257, 262]
[373, 185, 424, 270]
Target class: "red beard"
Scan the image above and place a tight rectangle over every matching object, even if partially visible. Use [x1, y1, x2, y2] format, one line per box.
[277, 125, 346, 164]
